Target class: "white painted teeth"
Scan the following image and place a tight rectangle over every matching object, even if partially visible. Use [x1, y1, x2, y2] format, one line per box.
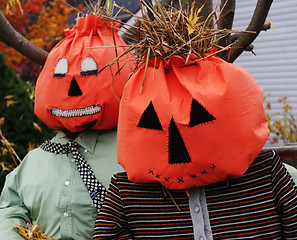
[51, 105, 102, 117]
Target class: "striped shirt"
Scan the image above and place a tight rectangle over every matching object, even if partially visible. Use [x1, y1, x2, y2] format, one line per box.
[93, 151, 297, 239]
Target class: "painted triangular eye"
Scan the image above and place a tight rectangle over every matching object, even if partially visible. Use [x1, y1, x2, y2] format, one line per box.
[54, 57, 68, 77]
[137, 101, 163, 130]
[188, 99, 216, 127]
[81, 57, 98, 76]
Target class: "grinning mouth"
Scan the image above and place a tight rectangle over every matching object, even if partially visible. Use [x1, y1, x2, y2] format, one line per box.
[51, 105, 102, 117]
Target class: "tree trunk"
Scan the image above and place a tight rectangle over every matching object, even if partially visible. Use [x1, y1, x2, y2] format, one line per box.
[172, 0, 213, 23]
[217, 0, 235, 59]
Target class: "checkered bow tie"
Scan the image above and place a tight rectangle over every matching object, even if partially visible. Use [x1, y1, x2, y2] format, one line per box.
[40, 139, 107, 212]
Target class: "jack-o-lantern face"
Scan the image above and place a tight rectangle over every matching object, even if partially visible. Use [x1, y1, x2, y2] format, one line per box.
[35, 15, 134, 133]
[138, 99, 216, 166]
[117, 54, 269, 190]
[49, 56, 103, 124]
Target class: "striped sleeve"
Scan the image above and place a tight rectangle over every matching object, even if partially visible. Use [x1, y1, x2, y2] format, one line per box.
[271, 151, 297, 239]
[93, 175, 133, 240]
[205, 150, 297, 239]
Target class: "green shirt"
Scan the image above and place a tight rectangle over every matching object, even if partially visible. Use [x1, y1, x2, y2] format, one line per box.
[284, 163, 297, 184]
[0, 129, 124, 240]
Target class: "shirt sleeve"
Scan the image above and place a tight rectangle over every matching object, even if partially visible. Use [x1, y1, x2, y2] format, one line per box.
[0, 169, 31, 240]
[271, 151, 297, 239]
[93, 174, 133, 240]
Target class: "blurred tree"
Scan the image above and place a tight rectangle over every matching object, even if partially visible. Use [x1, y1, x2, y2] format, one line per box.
[0, 51, 56, 189]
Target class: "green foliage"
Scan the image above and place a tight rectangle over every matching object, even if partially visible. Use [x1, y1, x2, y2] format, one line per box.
[265, 93, 297, 144]
[0, 51, 56, 190]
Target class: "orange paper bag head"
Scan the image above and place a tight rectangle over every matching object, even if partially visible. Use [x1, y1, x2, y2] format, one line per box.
[117, 54, 269, 190]
[35, 14, 134, 133]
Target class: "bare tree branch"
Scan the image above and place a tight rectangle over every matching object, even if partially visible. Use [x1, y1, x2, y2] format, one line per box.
[227, 0, 273, 63]
[0, 11, 48, 66]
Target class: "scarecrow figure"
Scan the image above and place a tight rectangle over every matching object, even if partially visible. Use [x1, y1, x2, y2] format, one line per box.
[93, 1, 297, 239]
[0, 6, 134, 240]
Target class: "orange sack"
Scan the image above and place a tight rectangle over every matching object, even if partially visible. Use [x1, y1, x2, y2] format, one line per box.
[35, 14, 134, 133]
[117, 54, 269, 190]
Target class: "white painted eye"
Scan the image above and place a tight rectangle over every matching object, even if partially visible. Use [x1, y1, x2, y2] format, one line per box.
[54, 57, 68, 77]
[81, 57, 98, 76]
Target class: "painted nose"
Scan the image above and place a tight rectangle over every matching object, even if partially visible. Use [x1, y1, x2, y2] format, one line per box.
[68, 76, 82, 96]
[168, 117, 192, 164]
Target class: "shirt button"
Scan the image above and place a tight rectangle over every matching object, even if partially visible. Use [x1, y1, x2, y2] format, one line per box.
[71, 158, 75, 162]
[65, 181, 70, 186]
[64, 212, 69, 217]
[84, 149, 88, 153]
[194, 206, 200, 213]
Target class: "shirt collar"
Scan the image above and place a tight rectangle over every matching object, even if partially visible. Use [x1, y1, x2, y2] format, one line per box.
[53, 130, 100, 154]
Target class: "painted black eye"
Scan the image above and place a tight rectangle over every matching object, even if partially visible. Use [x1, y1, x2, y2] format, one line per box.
[188, 99, 216, 127]
[137, 101, 163, 131]
[81, 57, 98, 76]
[54, 57, 68, 77]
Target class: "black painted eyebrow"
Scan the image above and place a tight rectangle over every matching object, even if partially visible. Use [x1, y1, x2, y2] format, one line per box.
[80, 69, 98, 76]
[54, 73, 67, 77]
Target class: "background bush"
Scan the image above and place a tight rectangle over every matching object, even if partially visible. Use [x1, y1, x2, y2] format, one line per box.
[0, 52, 56, 191]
